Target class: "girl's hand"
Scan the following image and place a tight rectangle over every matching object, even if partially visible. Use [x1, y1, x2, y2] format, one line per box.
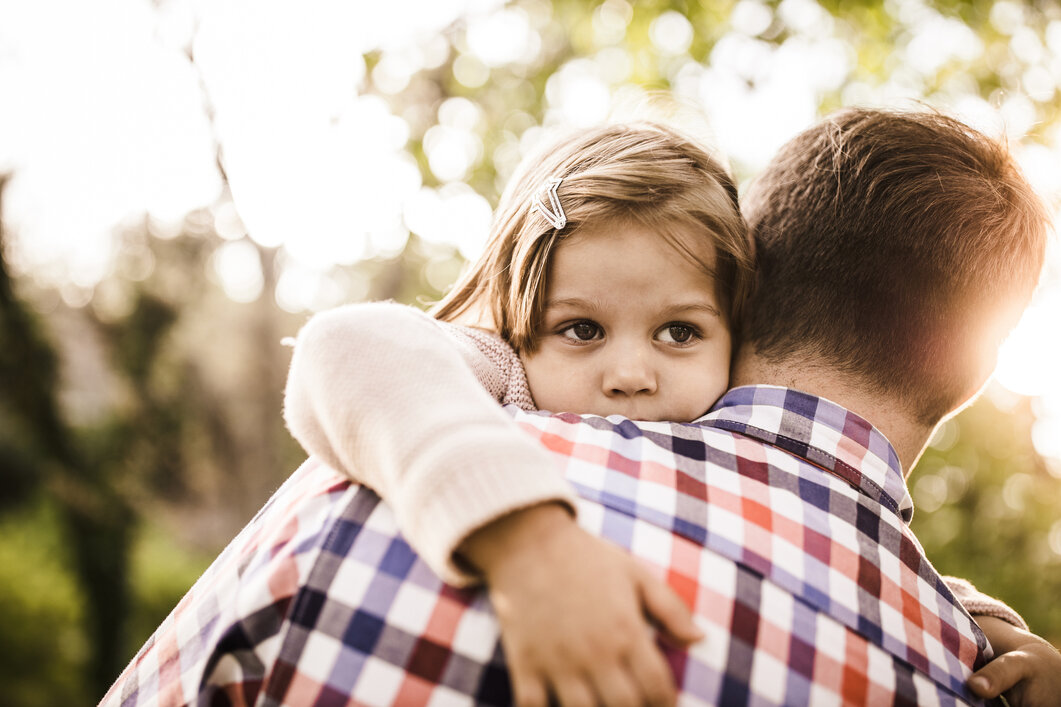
[459, 503, 703, 706]
[968, 615, 1061, 706]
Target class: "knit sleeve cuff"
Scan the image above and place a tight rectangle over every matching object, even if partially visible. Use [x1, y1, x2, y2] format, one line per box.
[943, 576, 1029, 631]
[392, 420, 579, 588]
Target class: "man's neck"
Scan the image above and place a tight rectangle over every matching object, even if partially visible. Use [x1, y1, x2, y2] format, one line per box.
[730, 353, 937, 476]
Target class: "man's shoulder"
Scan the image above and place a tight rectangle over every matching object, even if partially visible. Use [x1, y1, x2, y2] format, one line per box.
[503, 402, 989, 702]
[101, 459, 371, 706]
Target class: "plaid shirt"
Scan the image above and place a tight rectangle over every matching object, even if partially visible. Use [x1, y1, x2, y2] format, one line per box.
[102, 385, 990, 706]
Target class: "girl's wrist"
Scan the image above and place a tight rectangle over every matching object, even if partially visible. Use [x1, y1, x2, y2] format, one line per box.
[456, 502, 575, 581]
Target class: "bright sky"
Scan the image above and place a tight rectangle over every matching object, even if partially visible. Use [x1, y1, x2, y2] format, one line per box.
[1, 0, 1060, 460]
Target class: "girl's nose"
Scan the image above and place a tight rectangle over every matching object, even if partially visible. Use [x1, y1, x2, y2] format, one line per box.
[603, 345, 657, 397]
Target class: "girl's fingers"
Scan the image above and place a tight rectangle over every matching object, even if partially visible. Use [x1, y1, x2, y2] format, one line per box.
[590, 665, 642, 707]
[626, 633, 678, 707]
[550, 675, 597, 707]
[636, 563, 703, 644]
[968, 650, 1031, 697]
[510, 670, 549, 707]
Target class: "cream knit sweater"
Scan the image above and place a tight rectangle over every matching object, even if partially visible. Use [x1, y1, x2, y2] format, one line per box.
[283, 301, 576, 587]
[282, 301, 1027, 630]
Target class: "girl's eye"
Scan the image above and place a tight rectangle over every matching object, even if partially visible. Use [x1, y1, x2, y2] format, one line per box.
[658, 324, 700, 344]
[560, 321, 602, 342]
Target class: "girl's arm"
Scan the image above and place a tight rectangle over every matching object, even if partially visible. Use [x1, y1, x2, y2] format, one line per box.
[284, 302, 702, 705]
[967, 616, 1061, 706]
[945, 577, 1061, 706]
[944, 576, 1027, 632]
[283, 301, 578, 586]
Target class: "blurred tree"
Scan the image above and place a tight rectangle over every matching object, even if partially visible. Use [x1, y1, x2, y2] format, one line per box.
[0, 173, 58, 509]
[0, 183, 304, 699]
[0, 177, 128, 700]
[0, 174, 93, 703]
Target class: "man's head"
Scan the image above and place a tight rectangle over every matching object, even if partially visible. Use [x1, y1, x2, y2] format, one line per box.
[740, 107, 1049, 424]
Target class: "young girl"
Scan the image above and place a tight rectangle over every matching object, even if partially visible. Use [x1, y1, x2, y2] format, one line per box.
[284, 122, 1047, 704]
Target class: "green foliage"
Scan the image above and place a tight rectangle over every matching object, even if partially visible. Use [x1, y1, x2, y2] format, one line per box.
[0, 499, 215, 706]
[913, 391, 1061, 643]
[0, 500, 89, 706]
[123, 521, 215, 659]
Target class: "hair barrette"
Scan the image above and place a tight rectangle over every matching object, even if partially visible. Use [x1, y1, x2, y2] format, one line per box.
[532, 176, 566, 230]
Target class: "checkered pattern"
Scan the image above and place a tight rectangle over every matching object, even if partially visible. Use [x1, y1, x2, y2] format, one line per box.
[102, 385, 989, 706]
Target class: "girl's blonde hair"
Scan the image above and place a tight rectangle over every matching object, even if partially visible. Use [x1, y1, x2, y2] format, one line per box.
[432, 122, 755, 353]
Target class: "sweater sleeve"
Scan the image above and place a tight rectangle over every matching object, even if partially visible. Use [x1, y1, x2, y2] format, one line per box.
[943, 576, 1028, 631]
[282, 301, 578, 587]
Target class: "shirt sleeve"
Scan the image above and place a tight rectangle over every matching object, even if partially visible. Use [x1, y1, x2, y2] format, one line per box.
[943, 576, 1028, 631]
[282, 301, 578, 586]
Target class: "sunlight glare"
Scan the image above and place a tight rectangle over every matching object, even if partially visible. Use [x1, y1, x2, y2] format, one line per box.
[425, 126, 483, 182]
[990, 1, 1025, 35]
[996, 282, 1061, 398]
[995, 261, 1061, 463]
[593, 0, 632, 46]
[949, 95, 1006, 137]
[194, 0, 367, 135]
[439, 97, 482, 131]
[1021, 65, 1055, 104]
[211, 240, 264, 303]
[697, 30, 850, 170]
[1017, 143, 1061, 198]
[699, 50, 819, 168]
[1047, 20, 1061, 54]
[211, 200, 247, 241]
[905, 16, 982, 75]
[778, 0, 833, 35]
[453, 52, 490, 88]
[650, 11, 694, 55]
[546, 61, 612, 127]
[699, 34, 847, 171]
[999, 93, 1037, 140]
[404, 184, 492, 260]
[222, 92, 419, 267]
[275, 259, 362, 314]
[1032, 419, 1061, 465]
[731, 1, 773, 37]
[594, 47, 634, 84]
[372, 51, 417, 95]
[0, 0, 221, 285]
[466, 8, 534, 67]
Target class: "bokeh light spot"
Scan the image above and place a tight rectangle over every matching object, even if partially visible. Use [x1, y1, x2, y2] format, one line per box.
[211, 240, 264, 303]
[650, 11, 694, 56]
[731, 1, 773, 37]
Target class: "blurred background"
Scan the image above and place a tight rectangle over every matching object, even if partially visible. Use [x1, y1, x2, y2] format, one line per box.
[1, 0, 1060, 703]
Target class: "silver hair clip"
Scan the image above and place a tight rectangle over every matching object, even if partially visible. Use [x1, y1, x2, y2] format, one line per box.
[532, 177, 566, 230]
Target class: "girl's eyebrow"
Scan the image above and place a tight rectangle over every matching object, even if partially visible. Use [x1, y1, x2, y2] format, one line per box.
[544, 297, 603, 312]
[660, 302, 722, 318]
[544, 298, 721, 318]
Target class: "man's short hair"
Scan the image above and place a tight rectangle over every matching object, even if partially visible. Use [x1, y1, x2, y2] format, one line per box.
[741, 107, 1050, 423]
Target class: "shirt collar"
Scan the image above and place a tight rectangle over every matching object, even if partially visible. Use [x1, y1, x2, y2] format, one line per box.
[699, 385, 914, 523]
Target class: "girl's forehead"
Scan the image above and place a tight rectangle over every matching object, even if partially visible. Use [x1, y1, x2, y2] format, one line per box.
[558, 220, 719, 268]
[551, 222, 717, 288]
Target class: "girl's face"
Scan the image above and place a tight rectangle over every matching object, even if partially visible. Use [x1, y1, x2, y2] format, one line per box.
[520, 221, 732, 422]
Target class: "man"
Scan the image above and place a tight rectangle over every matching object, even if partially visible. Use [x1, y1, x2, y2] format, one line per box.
[102, 108, 1054, 705]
